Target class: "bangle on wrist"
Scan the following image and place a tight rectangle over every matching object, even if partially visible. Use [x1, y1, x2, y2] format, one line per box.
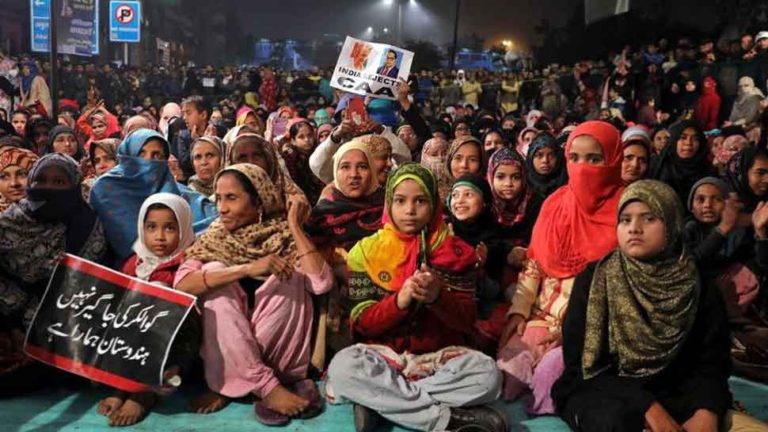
[202, 270, 211, 290]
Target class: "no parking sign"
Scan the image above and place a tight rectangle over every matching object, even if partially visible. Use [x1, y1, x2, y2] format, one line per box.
[109, 1, 141, 43]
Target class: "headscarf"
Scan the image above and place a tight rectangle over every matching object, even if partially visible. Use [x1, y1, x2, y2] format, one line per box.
[0, 153, 106, 288]
[357, 134, 392, 159]
[46, 125, 84, 161]
[314, 109, 330, 127]
[20, 61, 38, 95]
[687, 176, 730, 212]
[0, 147, 38, 212]
[737, 76, 764, 99]
[235, 106, 265, 132]
[487, 147, 532, 228]
[346, 163, 477, 293]
[21, 153, 99, 254]
[133, 193, 195, 280]
[648, 120, 715, 202]
[316, 123, 333, 141]
[90, 129, 217, 260]
[582, 180, 699, 379]
[185, 164, 298, 271]
[88, 138, 120, 167]
[527, 121, 624, 278]
[187, 136, 227, 196]
[226, 131, 304, 198]
[725, 147, 768, 211]
[717, 134, 748, 166]
[420, 137, 452, 200]
[525, 132, 568, 198]
[445, 136, 487, 180]
[516, 126, 538, 157]
[446, 173, 499, 248]
[222, 124, 249, 148]
[306, 141, 384, 249]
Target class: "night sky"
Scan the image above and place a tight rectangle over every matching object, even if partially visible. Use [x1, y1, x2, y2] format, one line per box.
[237, 0, 578, 50]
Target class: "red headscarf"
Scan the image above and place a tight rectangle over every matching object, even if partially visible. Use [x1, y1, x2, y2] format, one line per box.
[527, 121, 624, 278]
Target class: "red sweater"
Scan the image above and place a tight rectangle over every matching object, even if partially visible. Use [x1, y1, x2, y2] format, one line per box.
[695, 77, 721, 131]
[351, 283, 476, 355]
[121, 253, 185, 287]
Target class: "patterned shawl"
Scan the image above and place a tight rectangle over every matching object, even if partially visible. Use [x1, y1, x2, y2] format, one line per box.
[0, 147, 38, 212]
[583, 180, 699, 379]
[306, 141, 384, 249]
[185, 164, 298, 269]
[347, 163, 477, 293]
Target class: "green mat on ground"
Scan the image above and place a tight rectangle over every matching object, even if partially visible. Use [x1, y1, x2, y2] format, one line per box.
[3, 377, 767, 431]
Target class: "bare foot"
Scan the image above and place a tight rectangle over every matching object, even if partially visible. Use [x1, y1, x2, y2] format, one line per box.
[107, 392, 156, 427]
[188, 390, 230, 414]
[97, 390, 128, 416]
[262, 385, 309, 417]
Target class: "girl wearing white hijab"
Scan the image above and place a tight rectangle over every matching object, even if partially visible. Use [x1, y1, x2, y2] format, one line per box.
[96, 192, 197, 427]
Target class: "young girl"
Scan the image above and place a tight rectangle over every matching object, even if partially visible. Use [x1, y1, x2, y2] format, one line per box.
[553, 180, 738, 431]
[280, 119, 325, 204]
[327, 164, 505, 432]
[487, 147, 542, 246]
[97, 193, 198, 426]
[525, 132, 568, 199]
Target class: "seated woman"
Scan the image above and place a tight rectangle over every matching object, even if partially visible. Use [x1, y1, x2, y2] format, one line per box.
[649, 120, 717, 204]
[81, 138, 119, 199]
[497, 121, 625, 415]
[97, 193, 199, 426]
[90, 128, 217, 261]
[0, 153, 106, 393]
[525, 132, 568, 199]
[326, 164, 506, 432]
[280, 119, 325, 204]
[188, 136, 226, 197]
[175, 163, 332, 426]
[305, 140, 385, 363]
[553, 180, 736, 432]
[0, 146, 37, 212]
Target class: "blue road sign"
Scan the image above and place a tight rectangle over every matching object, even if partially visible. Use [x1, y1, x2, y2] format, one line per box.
[30, 0, 99, 55]
[110, 1, 141, 43]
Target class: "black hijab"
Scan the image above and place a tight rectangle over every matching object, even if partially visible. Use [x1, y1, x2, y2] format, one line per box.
[525, 132, 568, 198]
[725, 147, 768, 212]
[649, 120, 716, 202]
[45, 125, 85, 161]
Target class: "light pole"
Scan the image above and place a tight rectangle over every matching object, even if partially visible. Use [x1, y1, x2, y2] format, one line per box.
[383, 0, 411, 46]
[449, 0, 460, 70]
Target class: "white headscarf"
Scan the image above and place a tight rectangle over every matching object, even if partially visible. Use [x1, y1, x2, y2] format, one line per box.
[133, 193, 195, 281]
[738, 76, 765, 99]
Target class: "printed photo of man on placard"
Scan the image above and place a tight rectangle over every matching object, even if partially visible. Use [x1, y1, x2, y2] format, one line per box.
[377, 49, 401, 78]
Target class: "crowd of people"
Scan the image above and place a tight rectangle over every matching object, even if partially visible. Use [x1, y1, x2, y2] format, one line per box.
[2, 29, 768, 432]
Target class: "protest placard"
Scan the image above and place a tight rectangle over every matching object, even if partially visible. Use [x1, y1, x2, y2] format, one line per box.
[24, 254, 195, 392]
[330, 36, 414, 101]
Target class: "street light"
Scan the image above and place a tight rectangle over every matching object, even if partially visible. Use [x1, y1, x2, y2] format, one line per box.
[381, 0, 416, 45]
